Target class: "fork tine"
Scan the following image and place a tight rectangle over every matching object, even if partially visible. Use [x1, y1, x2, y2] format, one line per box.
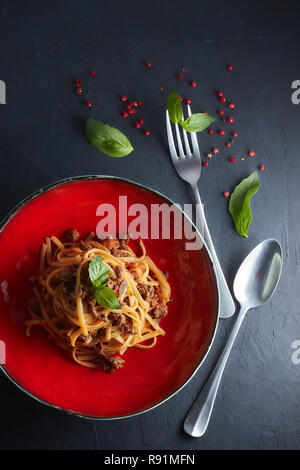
[174, 123, 185, 158]
[181, 110, 192, 156]
[187, 104, 200, 154]
[166, 110, 179, 160]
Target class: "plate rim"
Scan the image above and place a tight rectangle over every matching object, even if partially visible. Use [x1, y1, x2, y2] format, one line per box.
[0, 174, 220, 420]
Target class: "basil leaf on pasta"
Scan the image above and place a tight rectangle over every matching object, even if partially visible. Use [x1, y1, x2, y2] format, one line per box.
[95, 286, 121, 310]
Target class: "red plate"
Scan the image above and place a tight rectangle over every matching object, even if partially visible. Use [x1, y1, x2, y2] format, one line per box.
[0, 176, 218, 419]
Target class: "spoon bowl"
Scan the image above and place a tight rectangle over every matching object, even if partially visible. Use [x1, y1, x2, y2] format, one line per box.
[233, 239, 283, 309]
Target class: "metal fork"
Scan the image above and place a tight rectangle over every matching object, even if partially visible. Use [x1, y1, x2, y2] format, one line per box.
[166, 106, 235, 319]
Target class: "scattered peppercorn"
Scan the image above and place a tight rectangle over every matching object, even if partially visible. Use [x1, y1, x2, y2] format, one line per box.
[180, 96, 183, 102]
[232, 132, 238, 138]
[76, 87, 83, 95]
[220, 96, 226, 103]
[121, 96, 127, 102]
[203, 161, 209, 167]
[229, 157, 236, 163]
[224, 191, 230, 198]
[217, 109, 224, 116]
[185, 98, 191, 105]
[176, 73, 183, 79]
[249, 150, 255, 157]
[208, 128, 214, 135]
[144, 130, 150, 136]
[227, 64, 233, 71]
[225, 142, 231, 147]
[138, 119, 144, 126]
[190, 81, 197, 88]
[182, 67, 188, 73]
[85, 100, 92, 108]
[228, 103, 235, 109]
[132, 101, 138, 107]
[145, 61, 152, 68]
[212, 147, 219, 154]
[138, 101, 143, 107]
[122, 111, 128, 119]
[227, 116, 234, 123]
[206, 153, 212, 159]
[219, 130, 225, 136]
[75, 79, 82, 87]
[90, 71, 96, 77]
[217, 91, 223, 97]
[134, 122, 141, 129]
[259, 164, 265, 171]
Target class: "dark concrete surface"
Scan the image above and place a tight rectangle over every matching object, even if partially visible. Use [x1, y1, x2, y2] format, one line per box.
[0, 0, 299, 450]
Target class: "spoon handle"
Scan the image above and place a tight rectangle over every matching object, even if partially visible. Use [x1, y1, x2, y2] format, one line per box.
[184, 305, 248, 437]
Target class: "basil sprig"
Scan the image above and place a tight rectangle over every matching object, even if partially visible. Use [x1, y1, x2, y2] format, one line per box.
[166, 90, 216, 132]
[88, 256, 121, 310]
[86, 119, 134, 158]
[229, 171, 260, 238]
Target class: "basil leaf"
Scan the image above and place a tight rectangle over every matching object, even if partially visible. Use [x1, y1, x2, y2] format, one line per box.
[229, 171, 260, 238]
[180, 113, 216, 132]
[166, 89, 183, 124]
[88, 256, 110, 285]
[95, 286, 121, 310]
[86, 119, 134, 158]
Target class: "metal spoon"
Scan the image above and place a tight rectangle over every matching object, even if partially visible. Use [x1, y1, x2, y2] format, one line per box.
[184, 239, 283, 437]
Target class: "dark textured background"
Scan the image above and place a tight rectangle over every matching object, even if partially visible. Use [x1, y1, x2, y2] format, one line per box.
[0, 0, 299, 450]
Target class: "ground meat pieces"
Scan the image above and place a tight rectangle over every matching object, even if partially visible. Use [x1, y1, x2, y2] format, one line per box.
[150, 303, 168, 320]
[114, 265, 123, 278]
[121, 317, 136, 335]
[108, 311, 126, 327]
[64, 228, 80, 242]
[79, 240, 93, 251]
[102, 236, 120, 252]
[119, 234, 130, 249]
[107, 355, 125, 371]
[137, 283, 155, 302]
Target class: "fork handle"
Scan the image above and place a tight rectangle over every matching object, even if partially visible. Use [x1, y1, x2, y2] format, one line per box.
[191, 184, 235, 319]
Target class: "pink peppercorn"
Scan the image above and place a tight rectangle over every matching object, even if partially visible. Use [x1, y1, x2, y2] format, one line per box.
[203, 161, 208, 167]
[144, 130, 150, 136]
[224, 191, 230, 198]
[249, 150, 255, 157]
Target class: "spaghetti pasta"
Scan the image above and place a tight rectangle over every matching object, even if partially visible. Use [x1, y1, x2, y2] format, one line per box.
[26, 230, 171, 372]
